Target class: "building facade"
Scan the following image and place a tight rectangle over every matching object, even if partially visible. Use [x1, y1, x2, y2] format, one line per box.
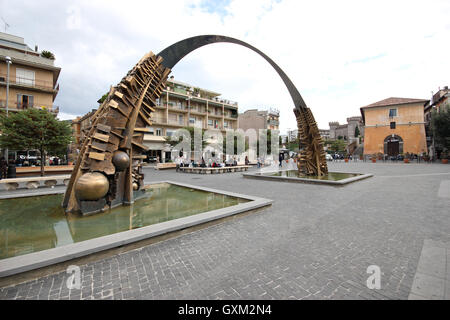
[360, 97, 428, 156]
[0, 32, 60, 114]
[143, 77, 239, 162]
[328, 116, 362, 142]
[238, 108, 280, 133]
[0, 31, 61, 162]
[424, 86, 449, 158]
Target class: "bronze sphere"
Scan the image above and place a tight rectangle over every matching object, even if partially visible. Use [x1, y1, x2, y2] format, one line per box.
[75, 172, 109, 201]
[132, 182, 139, 190]
[112, 150, 130, 171]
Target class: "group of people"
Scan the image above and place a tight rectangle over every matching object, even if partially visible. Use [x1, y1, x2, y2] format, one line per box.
[175, 155, 249, 172]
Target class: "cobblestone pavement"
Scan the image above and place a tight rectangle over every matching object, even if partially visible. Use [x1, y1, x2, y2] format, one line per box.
[1, 162, 449, 300]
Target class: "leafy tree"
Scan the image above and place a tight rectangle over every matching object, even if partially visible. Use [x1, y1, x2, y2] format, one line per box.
[327, 139, 347, 153]
[165, 127, 248, 155]
[431, 103, 450, 152]
[41, 50, 55, 59]
[0, 109, 72, 176]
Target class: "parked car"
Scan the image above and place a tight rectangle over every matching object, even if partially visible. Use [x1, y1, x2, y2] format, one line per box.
[325, 154, 333, 161]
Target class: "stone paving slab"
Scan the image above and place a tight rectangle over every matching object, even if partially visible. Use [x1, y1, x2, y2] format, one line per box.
[0, 162, 449, 300]
[409, 239, 450, 300]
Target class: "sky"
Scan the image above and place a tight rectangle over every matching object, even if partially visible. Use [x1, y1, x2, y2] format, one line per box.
[1, 0, 449, 134]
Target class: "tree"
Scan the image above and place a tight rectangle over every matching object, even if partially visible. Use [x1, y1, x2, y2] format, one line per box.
[431, 103, 450, 152]
[0, 109, 72, 176]
[354, 126, 360, 138]
[328, 139, 347, 153]
[165, 127, 248, 156]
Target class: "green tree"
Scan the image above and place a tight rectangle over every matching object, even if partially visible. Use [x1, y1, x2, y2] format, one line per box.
[431, 103, 450, 152]
[354, 126, 360, 138]
[0, 109, 72, 176]
[328, 139, 347, 153]
[165, 127, 248, 155]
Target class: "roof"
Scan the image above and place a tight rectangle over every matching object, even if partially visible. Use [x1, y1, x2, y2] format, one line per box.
[361, 97, 429, 109]
[359, 97, 429, 123]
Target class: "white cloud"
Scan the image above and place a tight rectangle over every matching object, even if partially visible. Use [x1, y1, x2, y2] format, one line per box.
[1, 0, 449, 133]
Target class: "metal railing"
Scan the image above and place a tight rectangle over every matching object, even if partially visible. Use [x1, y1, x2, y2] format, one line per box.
[0, 73, 56, 91]
[0, 100, 59, 113]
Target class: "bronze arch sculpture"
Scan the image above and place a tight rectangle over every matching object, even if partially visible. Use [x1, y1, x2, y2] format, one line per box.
[63, 35, 327, 215]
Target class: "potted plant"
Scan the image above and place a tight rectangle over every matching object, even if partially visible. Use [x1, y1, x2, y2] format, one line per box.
[441, 150, 449, 164]
[377, 152, 383, 160]
[403, 152, 410, 163]
[371, 154, 377, 163]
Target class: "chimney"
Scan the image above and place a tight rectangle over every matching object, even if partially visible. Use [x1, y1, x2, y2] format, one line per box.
[35, 45, 38, 52]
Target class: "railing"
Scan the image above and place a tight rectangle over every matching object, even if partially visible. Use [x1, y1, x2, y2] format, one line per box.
[0, 73, 56, 91]
[0, 100, 59, 113]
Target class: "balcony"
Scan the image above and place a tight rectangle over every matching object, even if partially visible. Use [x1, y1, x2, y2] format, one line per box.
[0, 100, 59, 114]
[268, 119, 279, 126]
[0, 73, 58, 94]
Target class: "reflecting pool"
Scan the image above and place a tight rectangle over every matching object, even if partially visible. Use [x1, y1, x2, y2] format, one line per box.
[0, 183, 249, 259]
[261, 170, 361, 181]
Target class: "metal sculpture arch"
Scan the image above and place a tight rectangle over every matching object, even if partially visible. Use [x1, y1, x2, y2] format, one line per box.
[63, 35, 327, 215]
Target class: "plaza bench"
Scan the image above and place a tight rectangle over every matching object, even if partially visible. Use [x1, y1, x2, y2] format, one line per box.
[156, 163, 177, 170]
[0, 175, 71, 191]
[179, 165, 251, 174]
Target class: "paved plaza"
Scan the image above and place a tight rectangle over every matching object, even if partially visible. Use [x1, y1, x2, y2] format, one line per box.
[0, 162, 449, 300]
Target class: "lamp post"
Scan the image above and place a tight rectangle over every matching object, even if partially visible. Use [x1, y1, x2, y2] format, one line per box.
[5, 56, 11, 164]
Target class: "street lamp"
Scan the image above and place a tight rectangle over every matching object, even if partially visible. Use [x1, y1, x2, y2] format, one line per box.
[5, 56, 11, 164]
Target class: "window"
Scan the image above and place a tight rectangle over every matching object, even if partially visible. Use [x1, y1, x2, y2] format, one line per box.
[178, 115, 184, 124]
[16, 68, 35, 86]
[390, 122, 396, 129]
[169, 114, 177, 122]
[189, 117, 195, 124]
[17, 94, 34, 109]
[389, 109, 397, 117]
[208, 119, 213, 126]
[224, 121, 228, 128]
[166, 129, 175, 137]
[156, 128, 162, 136]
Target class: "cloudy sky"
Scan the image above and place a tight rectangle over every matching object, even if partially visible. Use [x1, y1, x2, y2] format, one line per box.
[1, 0, 449, 133]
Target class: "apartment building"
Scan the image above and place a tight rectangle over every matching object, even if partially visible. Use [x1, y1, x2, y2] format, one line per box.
[0, 31, 61, 162]
[424, 86, 449, 158]
[238, 108, 280, 133]
[0, 32, 60, 115]
[143, 77, 239, 162]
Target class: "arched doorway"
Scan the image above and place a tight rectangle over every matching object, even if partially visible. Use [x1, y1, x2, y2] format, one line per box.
[384, 135, 403, 156]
